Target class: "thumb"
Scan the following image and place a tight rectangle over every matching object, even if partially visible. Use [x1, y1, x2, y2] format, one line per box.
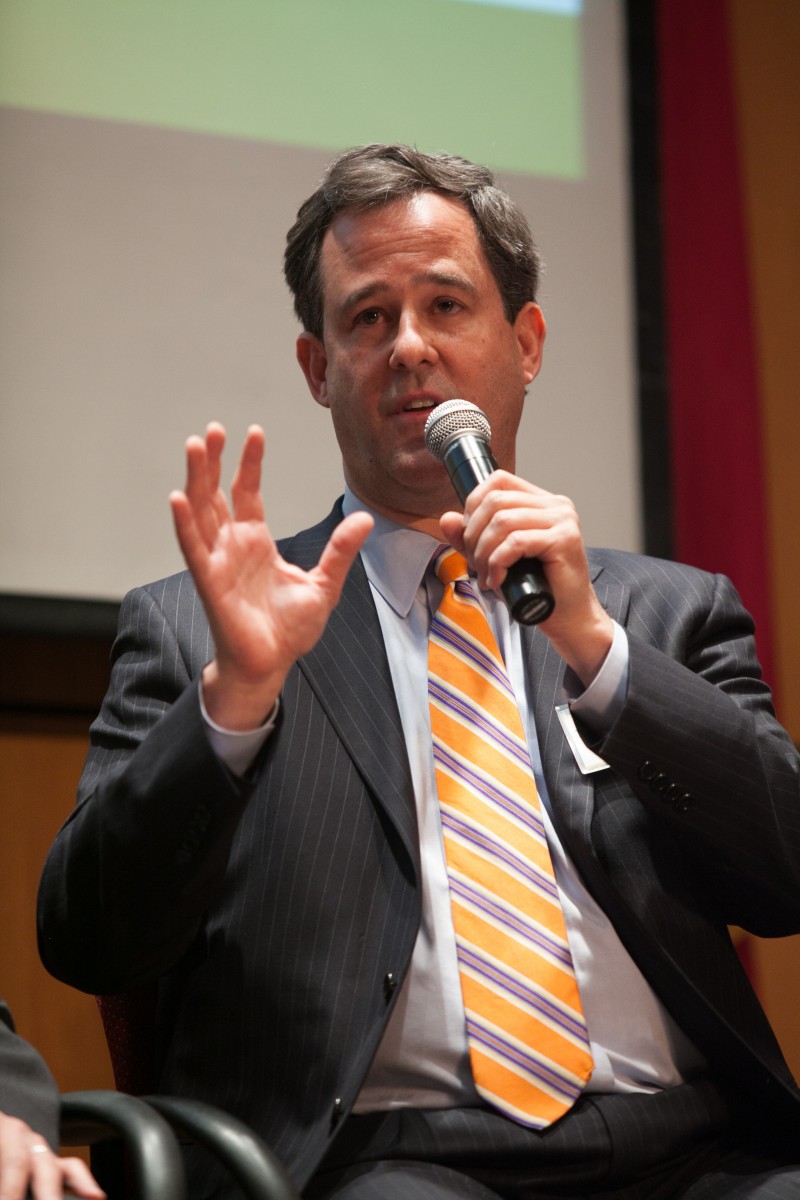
[438, 511, 466, 552]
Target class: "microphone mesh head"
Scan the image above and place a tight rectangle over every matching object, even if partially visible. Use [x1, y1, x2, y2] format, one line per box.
[424, 400, 492, 461]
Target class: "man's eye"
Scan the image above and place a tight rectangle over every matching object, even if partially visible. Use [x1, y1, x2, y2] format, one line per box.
[435, 298, 460, 314]
[356, 308, 382, 326]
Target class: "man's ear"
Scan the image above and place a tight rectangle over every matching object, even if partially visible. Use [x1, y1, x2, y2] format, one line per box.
[296, 332, 329, 408]
[514, 302, 546, 386]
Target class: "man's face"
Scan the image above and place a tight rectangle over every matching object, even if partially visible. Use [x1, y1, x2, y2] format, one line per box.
[296, 191, 545, 526]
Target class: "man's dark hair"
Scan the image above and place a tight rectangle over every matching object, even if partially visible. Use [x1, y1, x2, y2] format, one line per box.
[284, 143, 542, 339]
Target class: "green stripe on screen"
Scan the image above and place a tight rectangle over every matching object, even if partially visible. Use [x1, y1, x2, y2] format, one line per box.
[0, 0, 582, 177]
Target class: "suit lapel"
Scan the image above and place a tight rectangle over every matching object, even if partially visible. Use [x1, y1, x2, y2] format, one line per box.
[280, 507, 419, 875]
[589, 549, 631, 629]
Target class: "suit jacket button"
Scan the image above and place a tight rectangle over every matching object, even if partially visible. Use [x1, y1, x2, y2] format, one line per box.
[649, 772, 672, 796]
[383, 972, 398, 1001]
[330, 1098, 344, 1130]
[639, 761, 659, 782]
[674, 793, 692, 812]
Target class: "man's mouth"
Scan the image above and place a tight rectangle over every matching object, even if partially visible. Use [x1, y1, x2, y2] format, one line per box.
[403, 398, 436, 411]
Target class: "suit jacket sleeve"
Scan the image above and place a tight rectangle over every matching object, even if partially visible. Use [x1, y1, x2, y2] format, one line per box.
[590, 559, 800, 935]
[38, 577, 253, 995]
[0, 999, 60, 1150]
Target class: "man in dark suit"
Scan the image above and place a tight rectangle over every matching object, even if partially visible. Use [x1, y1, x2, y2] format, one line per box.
[38, 145, 800, 1198]
[0, 998, 104, 1199]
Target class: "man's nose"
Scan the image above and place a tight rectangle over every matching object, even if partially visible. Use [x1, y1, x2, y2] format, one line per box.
[389, 313, 439, 370]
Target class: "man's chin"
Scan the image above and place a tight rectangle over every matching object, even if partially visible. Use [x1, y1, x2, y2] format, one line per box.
[389, 456, 454, 509]
[349, 462, 454, 523]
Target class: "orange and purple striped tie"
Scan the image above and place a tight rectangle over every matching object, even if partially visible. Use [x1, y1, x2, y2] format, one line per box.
[428, 546, 593, 1128]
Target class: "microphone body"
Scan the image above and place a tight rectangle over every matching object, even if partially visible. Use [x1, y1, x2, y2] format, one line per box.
[425, 402, 555, 626]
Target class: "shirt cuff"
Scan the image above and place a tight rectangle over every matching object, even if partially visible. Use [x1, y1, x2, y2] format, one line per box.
[565, 621, 629, 733]
[199, 683, 279, 777]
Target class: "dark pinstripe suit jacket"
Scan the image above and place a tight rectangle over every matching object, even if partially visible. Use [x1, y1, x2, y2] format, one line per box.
[38, 502, 800, 1188]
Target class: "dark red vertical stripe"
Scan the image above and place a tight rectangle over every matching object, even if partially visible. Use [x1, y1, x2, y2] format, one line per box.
[656, 0, 774, 686]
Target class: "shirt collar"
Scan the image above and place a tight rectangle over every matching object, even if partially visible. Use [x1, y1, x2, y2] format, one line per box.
[342, 487, 441, 618]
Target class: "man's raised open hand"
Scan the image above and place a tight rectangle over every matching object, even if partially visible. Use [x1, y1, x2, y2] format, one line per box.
[170, 423, 372, 730]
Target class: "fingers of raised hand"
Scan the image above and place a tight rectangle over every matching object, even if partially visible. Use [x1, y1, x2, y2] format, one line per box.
[202, 421, 226, 492]
[182, 425, 230, 544]
[229, 425, 266, 522]
[170, 423, 269, 577]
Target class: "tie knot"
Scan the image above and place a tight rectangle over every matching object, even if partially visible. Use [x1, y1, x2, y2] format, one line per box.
[432, 546, 469, 587]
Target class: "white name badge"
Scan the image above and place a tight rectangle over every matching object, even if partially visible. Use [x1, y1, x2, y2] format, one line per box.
[555, 703, 610, 775]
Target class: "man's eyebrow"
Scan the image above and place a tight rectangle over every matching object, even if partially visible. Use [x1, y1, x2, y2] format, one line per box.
[419, 270, 478, 295]
[337, 271, 478, 316]
[339, 283, 382, 315]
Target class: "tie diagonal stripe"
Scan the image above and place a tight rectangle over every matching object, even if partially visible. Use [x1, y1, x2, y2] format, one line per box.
[441, 808, 557, 902]
[430, 617, 514, 698]
[465, 1015, 588, 1100]
[446, 874, 571, 969]
[432, 742, 547, 842]
[429, 677, 533, 771]
[456, 943, 591, 1046]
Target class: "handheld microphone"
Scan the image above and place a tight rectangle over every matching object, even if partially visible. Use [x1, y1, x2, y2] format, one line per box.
[424, 400, 555, 625]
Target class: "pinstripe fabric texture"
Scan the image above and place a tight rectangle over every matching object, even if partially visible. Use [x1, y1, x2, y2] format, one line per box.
[429, 548, 592, 1128]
